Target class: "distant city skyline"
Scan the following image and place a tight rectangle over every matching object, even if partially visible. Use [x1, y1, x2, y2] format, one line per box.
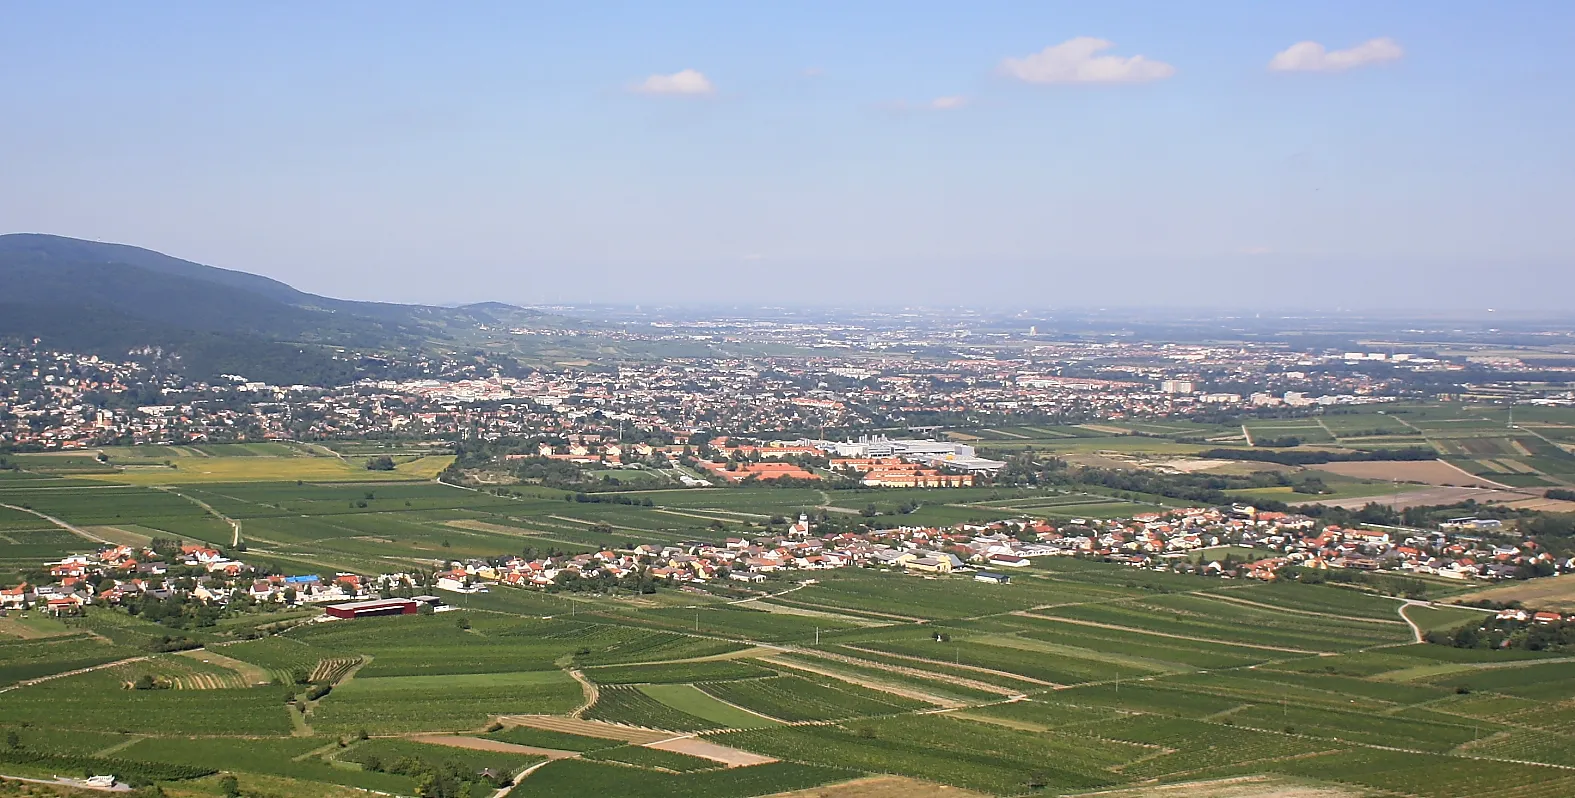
[2, 1, 1571, 310]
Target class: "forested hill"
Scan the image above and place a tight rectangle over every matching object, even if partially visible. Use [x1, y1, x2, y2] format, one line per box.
[0, 234, 551, 384]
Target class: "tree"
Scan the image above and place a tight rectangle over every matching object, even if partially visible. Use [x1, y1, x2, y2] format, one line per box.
[218, 774, 240, 798]
[417, 769, 462, 798]
[366, 455, 396, 471]
[4, 729, 18, 749]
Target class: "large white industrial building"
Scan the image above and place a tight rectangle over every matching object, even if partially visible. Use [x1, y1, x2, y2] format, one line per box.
[799, 435, 1006, 474]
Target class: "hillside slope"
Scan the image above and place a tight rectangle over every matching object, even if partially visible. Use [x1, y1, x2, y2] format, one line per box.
[0, 234, 440, 383]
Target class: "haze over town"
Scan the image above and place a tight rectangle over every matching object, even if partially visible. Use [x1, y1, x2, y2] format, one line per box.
[2, 1, 1572, 309]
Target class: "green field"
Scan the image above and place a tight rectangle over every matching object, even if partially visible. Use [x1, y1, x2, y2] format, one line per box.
[7, 542, 1575, 795]
[9, 443, 454, 485]
[5, 427, 1575, 797]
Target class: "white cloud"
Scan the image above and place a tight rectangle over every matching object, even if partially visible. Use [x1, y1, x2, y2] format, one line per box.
[632, 69, 715, 95]
[929, 96, 967, 110]
[998, 37, 1175, 84]
[1269, 38, 1403, 72]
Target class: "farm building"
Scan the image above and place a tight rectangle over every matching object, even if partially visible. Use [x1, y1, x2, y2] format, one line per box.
[323, 598, 418, 619]
[974, 572, 1012, 585]
[904, 556, 953, 574]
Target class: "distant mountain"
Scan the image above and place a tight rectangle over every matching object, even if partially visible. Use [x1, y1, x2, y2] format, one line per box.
[0, 234, 553, 384]
[0, 233, 309, 304]
[458, 301, 528, 314]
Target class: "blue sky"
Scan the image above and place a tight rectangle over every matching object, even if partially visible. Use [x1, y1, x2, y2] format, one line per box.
[2, 1, 1571, 309]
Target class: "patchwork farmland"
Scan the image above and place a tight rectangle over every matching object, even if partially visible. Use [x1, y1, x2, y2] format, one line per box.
[4, 424, 1575, 797]
[6, 532, 1575, 795]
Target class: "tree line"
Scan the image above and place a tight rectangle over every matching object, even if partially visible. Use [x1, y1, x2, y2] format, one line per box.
[1200, 446, 1437, 466]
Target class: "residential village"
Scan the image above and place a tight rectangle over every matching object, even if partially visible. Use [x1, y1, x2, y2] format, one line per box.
[7, 503, 1574, 628]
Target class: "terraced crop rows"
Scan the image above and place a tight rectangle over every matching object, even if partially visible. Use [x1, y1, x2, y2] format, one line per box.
[698, 674, 927, 722]
[583, 685, 717, 731]
[309, 656, 362, 684]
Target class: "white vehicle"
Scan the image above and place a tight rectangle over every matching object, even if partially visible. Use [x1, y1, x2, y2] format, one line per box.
[84, 775, 117, 788]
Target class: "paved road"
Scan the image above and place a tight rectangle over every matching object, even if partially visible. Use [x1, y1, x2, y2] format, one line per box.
[1397, 598, 1429, 643]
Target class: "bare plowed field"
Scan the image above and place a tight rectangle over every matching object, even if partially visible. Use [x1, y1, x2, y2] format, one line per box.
[1310, 460, 1509, 488]
[1454, 574, 1575, 614]
[762, 775, 989, 798]
[645, 736, 777, 767]
[1313, 486, 1532, 510]
[409, 734, 580, 759]
[495, 715, 670, 744]
[1077, 776, 1366, 798]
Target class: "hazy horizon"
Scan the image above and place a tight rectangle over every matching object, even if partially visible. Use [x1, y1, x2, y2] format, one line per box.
[3, 2, 1571, 310]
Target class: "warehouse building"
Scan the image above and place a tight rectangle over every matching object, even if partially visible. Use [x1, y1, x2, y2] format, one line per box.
[323, 598, 419, 619]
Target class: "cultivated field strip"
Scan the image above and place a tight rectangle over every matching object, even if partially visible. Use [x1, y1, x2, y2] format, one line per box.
[9, 474, 1575, 796]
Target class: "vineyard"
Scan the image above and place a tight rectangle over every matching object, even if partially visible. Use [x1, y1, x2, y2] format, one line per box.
[487, 725, 624, 752]
[309, 670, 583, 734]
[583, 686, 717, 731]
[698, 674, 926, 722]
[714, 717, 1131, 795]
[217, 636, 339, 683]
[309, 655, 363, 684]
[0, 633, 134, 687]
[507, 760, 853, 798]
[583, 659, 776, 685]
[0, 748, 215, 787]
[337, 737, 545, 780]
[584, 744, 724, 773]
[5, 476, 1575, 796]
